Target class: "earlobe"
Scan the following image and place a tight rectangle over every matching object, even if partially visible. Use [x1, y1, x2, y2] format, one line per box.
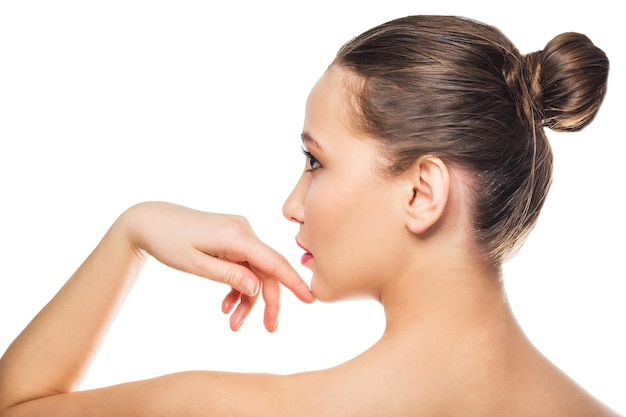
[405, 156, 450, 235]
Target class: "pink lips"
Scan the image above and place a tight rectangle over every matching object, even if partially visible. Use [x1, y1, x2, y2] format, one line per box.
[300, 252, 313, 265]
[297, 240, 313, 265]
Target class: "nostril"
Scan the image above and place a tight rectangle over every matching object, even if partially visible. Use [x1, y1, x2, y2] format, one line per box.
[282, 196, 304, 224]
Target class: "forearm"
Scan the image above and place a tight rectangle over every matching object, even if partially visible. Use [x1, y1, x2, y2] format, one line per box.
[0, 201, 313, 413]
[0, 212, 146, 408]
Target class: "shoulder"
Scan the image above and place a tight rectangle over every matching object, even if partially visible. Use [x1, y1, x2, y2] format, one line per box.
[492, 347, 621, 417]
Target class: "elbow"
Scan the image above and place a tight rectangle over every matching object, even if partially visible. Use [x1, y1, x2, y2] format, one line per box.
[0, 400, 19, 417]
[0, 407, 15, 417]
[0, 397, 11, 416]
[0, 402, 30, 417]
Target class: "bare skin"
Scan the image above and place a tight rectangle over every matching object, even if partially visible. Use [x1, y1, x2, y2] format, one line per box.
[0, 67, 619, 416]
[0, 203, 615, 417]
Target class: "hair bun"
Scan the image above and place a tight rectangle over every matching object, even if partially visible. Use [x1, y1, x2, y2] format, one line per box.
[533, 32, 609, 132]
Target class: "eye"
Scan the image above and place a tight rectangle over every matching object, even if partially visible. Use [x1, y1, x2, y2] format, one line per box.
[301, 147, 322, 172]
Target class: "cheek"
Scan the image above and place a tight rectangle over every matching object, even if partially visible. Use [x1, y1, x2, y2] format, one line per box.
[304, 181, 359, 249]
[303, 182, 359, 286]
[303, 180, 400, 300]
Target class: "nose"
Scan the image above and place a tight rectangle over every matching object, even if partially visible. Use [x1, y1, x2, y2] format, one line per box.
[282, 173, 307, 224]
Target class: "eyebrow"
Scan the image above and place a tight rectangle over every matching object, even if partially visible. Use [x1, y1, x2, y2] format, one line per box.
[300, 132, 324, 150]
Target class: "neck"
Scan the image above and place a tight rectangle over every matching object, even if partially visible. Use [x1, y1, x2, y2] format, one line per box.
[380, 256, 517, 339]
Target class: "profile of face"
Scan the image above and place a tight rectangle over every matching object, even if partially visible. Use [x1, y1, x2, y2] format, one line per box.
[283, 66, 414, 303]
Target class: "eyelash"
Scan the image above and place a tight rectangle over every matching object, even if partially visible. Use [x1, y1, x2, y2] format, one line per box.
[301, 147, 321, 172]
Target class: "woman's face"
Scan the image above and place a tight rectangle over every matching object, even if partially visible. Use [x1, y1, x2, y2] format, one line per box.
[283, 66, 409, 302]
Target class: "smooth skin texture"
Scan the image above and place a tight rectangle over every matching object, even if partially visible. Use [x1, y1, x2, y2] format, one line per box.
[0, 66, 619, 417]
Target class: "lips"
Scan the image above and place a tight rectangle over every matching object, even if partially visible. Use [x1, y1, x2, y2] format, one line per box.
[296, 239, 313, 265]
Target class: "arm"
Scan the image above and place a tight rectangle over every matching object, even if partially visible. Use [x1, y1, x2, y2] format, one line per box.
[1, 371, 293, 417]
[0, 202, 314, 413]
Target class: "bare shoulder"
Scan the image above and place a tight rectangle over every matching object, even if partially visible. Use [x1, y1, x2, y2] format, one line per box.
[2, 354, 618, 417]
[527, 367, 620, 416]
[305, 336, 623, 417]
[493, 347, 622, 417]
[288, 355, 622, 417]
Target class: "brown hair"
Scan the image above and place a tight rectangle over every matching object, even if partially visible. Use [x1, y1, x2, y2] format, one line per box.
[333, 15, 609, 263]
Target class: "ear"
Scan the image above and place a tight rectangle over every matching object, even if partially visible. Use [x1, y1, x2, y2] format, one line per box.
[403, 156, 450, 235]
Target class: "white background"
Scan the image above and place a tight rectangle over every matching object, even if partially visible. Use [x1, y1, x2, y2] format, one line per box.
[0, 0, 624, 413]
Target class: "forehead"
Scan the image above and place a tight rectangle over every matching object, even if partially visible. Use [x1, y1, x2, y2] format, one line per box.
[302, 67, 391, 175]
[306, 66, 346, 115]
[303, 66, 363, 143]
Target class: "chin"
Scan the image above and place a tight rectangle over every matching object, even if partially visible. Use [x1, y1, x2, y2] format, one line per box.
[311, 277, 360, 303]
[310, 279, 341, 303]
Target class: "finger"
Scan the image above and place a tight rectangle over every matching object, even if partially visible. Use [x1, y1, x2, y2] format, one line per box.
[229, 292, 259, 331]
[258, 270, 280, 332]
[221, 288, 241, 314]
[187, 250, 260, 297]
[235, 237, 315, 303]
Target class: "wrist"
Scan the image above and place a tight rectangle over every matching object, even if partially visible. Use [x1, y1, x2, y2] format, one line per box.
[112, 202, 151, 263]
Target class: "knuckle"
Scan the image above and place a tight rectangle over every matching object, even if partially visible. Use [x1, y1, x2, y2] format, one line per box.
[233, 214, 250, 226]
[232, 215, 251, 229]
[224, 265, 243, 288]
[225, 215, 252, 238]
[268, 253, 289, 277]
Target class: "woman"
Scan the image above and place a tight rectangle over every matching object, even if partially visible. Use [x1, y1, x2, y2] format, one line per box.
[0, 15, 619, 416]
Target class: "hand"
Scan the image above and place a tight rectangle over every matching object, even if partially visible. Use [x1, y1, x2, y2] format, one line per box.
[120, 202, 314, 332]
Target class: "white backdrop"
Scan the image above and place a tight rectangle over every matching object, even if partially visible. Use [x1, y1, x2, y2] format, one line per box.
[1, 0, 624, 413]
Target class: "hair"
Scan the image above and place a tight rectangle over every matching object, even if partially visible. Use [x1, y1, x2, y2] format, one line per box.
[333, 15, 609, 263]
